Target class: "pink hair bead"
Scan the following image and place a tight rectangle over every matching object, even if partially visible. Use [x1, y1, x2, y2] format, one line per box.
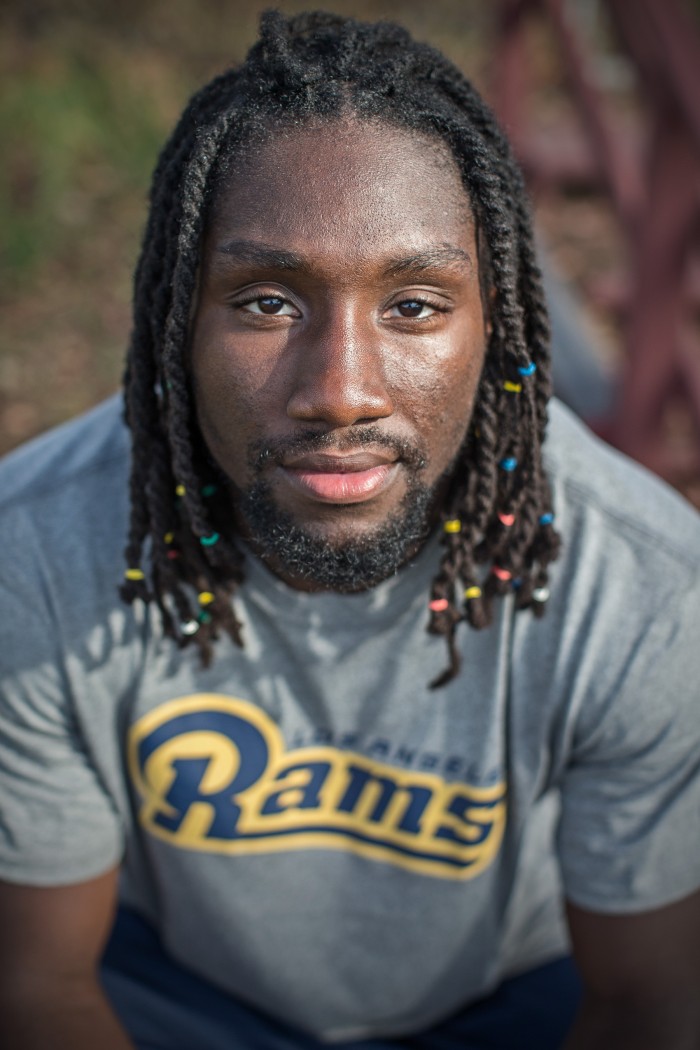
[429, 598, 449, 612]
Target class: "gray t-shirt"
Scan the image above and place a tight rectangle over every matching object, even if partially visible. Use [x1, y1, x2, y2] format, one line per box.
[1, 396, 699, 1041]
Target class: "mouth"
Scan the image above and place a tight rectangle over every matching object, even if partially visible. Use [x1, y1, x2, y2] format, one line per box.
[279, 450, 399, 504]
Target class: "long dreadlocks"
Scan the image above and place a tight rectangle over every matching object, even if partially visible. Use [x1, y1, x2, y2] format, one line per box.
[120, 9, 561, 687]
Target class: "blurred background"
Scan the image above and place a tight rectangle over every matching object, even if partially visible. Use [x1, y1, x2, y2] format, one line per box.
[2, 0, 699, 504]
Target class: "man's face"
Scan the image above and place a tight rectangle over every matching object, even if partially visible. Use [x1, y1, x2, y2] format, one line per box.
[190, 118, 488, 590]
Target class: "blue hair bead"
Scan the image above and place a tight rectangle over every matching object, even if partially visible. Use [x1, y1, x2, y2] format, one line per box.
[200, 532, 220, 547]
[518, 362, 537, 376]
[539, 512, 554, 525]
[201, 484, 217, 497]
[499, 457, 518, 472]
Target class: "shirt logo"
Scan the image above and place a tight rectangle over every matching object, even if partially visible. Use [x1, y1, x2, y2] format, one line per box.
[129, 694, 506, 880]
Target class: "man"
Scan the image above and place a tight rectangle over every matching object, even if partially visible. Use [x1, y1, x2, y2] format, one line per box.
[0, 11, 698, 1050]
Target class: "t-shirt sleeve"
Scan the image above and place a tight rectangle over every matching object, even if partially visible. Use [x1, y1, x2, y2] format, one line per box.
[0, 552, 124, 886]
[557, 576, 700, 913]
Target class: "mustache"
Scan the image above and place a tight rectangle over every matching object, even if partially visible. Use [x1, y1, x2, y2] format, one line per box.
[249, 427, 427, 472]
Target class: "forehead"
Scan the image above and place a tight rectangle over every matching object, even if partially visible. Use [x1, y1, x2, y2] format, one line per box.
[205, 118, 476, 270]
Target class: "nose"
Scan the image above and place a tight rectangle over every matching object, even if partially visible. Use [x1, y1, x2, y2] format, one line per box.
[285, 307, 394, 427]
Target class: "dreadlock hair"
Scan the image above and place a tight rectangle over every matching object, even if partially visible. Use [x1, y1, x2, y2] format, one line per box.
[121, 8, 561, 687]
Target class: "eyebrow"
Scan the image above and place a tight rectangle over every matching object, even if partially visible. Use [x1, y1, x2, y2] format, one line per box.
[215, 239, 475, 276]
[216, 240, 304, 270]
[384, 246, 475, 276]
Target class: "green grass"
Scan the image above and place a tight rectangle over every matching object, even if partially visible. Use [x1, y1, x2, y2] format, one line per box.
[1, 50, 164, 281]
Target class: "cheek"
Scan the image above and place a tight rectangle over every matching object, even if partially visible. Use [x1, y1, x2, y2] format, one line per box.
[420, 384, 479, 475]
[190, 325, 285, 482]
[392, 331, 485, 468]
[192, 308, 289, 413]
[194, 327, 276, 408]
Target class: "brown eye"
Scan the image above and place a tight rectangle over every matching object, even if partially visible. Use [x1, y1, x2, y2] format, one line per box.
[399, 301, 422, 317]
[258, 297, 285, 314]
[242, 296, 297, 316]
[391, 300, 435, 319]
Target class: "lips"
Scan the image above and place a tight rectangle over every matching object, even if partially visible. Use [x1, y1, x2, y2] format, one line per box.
[279, 450, 399, 504]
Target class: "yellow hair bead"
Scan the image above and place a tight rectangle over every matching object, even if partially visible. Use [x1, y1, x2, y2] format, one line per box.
[503, 381, 522, 393]
[443, 519, 462, 534]
[198, 591, 215, 606]
[175, 484, 186, 496]
[464, 586, 482, 600]
[124, 568, 145, 581]
[164, 532, 174, 544]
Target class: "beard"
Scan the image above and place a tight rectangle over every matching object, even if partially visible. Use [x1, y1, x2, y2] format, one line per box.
[228, 427, 439, 591]
[239, 478, 436, 590]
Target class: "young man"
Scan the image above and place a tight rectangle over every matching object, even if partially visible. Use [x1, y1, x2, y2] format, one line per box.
[0, 11, 698, 1050]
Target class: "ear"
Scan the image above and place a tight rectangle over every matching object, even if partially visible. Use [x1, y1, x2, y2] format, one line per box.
[483, 285, 496, 338]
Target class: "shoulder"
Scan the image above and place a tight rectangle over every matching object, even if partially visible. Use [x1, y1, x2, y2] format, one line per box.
[0, 395, 129, 515]
[515, 401, 700, 730]
[544, 398, 699, 577]
[0, 396, 131, 638]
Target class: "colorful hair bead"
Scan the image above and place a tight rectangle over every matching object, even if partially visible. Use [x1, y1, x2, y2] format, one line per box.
[124, 568, 145, 581]
[518, 362, 537, 376]
[492, 565, 512, 581]
[200, 532, 220, 547]
[181, 619, 199, 636]
[464, 586, 482, 600]
[198, 591, 215, 606]
[164, 532, 175, 544]
[443, 519, 462, 534]
[498, 512, 515, 527]
[175, 484, 186, 497]
[539, 512, 554, 526]
[166, 549, 180, 560]
[201, 484, 217, 497]
[532, 586, 550, 602]
[197, 610, 212, 624]
[429, 598, 450, 612]
[499, 457, 518, 472]
[503, 380, 522, 394]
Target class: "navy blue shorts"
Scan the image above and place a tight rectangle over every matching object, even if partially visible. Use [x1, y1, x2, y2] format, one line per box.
[101, 908, 581, 1050]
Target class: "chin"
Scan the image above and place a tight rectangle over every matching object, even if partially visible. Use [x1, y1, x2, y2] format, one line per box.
[241, 479, 436, 591]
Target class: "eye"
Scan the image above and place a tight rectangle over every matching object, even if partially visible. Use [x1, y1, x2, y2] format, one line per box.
[387, 299, 438, 319]
[241, 295, 297, 316]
